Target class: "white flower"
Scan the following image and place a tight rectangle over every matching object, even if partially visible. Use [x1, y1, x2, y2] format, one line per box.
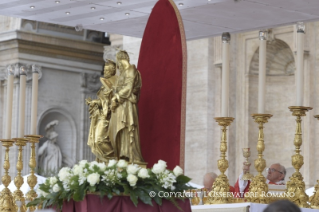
[89, 161, 99, 170]
[73, 165, 84, 176]
[127, 164, 141, 175]
[42, 191, 49, 198]
[79, 160, 88, 167]
[97, 163, 107, 172]
[157, 170, 177, 190]
[79, 176, 86, 185]
[87, 173, 100, 186]
[52, 184, 61, 192]
[152, 163, 166, 174]
[173, 166, 183, 177]
[49, 177, 58, 185]
[127, 174, 138, 186]
[58, 167, 71, 182]
[108, 159, 117, 167]
[117, 159, 128, 168]
[138, 168, 150, 179]
[158, 160, 167, 168]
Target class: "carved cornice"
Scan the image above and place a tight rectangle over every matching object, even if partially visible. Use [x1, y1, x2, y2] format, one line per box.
[81, 72, 101, 93]
[0, 63, 42, 81]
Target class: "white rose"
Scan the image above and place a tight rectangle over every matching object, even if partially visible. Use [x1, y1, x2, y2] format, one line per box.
[152, 163, 166, 174]
[127, 164, 141, 175]
[89, 161, 99, 170]
[173, 166, 183, 177]
[49, 177, 58, 185]
[87, 173, 100, 186]
[158, 160, 167, 168]
[73, 165, 84, 176]
[117, 159, 128, 168]
[79, 160, 88, 167]
[108, 159, 117, 167]
[58, 167, 71, 182]
[52, 184, 61, 192]
[127, 174, 138, 186]
[97, 163, 107, 172]
[138, 168, 150, 179]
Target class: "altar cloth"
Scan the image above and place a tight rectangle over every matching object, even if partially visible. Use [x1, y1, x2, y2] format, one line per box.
[191, 202, 319, 212]
[61, 194, 191, 212]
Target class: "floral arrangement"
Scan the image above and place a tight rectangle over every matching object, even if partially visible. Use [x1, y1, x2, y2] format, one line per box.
[28, 159, 193, 209]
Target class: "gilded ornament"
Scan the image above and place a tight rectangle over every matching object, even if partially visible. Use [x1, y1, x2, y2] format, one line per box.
[284, 106, 312, 208]
[0, 139, 15, 212]
[25, 135, 42, 212]
[247, 114, 272, 203]
[310, 115, 319, 208]
[207, 117, 234, 204]
[12, 138, 28, 212]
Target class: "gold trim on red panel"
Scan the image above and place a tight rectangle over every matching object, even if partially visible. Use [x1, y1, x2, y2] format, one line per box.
[168, 0, 187, 170]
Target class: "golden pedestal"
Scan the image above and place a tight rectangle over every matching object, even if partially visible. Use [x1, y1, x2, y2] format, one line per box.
[247, 114, 272, 204]
[309, 115, 319, 208]
[285, 106, 312, 208]
[25, 135, 42, 212]
[12, 138, 28, 212]
[208, 117, 234, 204]
[0, 139, 16, 212]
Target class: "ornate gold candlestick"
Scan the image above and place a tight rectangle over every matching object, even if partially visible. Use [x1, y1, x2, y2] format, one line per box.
[208, 117, 234, 204]
[12, 138, 28, 212]
[241, 148, 254, 180]
[285, 106, 312, 208]
[24, 135, 41, 212]
[309, 115, 319, 208]
[0, 139, 16, 212]
[247, 114, 272, 204]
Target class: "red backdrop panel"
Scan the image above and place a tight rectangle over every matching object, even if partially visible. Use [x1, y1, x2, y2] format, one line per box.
[137, 0, 187, 170]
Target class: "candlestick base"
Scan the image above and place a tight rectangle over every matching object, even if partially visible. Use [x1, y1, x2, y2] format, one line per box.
[24, 135, 42, 211]
[208, 117, 234, 204]
[0, 139, 16, 212]
[285, 106, 312, 208]
[247, 114, 272, 204]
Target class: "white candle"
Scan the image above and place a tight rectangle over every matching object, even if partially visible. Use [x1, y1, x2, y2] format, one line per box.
[5, 66, 14, 139]
[296, 22, 305, 106]
[221, 32, 231, 117]
[258, 31, 267, 114]
[18, 66, 26, 138]
[30, 65, 39, 135]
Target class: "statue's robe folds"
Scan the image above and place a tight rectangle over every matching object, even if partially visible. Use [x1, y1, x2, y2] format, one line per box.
[108, 65, 145, 162]
[87, 76, 117, 161]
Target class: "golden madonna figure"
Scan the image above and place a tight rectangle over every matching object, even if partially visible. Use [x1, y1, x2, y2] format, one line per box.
[108, 50, 145, 164]
[86, 59, 118, 162]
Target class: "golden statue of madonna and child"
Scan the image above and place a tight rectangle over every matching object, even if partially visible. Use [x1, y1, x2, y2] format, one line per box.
[86, 50, 147, 167]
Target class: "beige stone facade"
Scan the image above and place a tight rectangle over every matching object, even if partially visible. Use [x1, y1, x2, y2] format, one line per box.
[122, 22, 319, 189]
[1, 15, 319, 189]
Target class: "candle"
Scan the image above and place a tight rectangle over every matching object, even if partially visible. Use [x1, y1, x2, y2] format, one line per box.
[18, 66, 26, 138]
[30, 65, 39, 135]
[258, 31, 267, 114]
[5, 66, 14, 139]
[221, 32, 231, 117]
[296, 22, 305, 106]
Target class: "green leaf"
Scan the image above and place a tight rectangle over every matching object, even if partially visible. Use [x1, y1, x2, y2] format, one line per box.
[153, 194, 162, 206]
[176, 175, 191, 184]
[130, 190, 138, 207]
[27, 198, 43, 207]
[135, 188, 153, 206]
[112, 188, 120, 195]
[107, 192, 113, 199]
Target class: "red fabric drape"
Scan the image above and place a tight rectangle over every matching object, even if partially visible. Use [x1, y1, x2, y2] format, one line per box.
[137, 0, 187, 170]
[61, 195, 191, 212]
